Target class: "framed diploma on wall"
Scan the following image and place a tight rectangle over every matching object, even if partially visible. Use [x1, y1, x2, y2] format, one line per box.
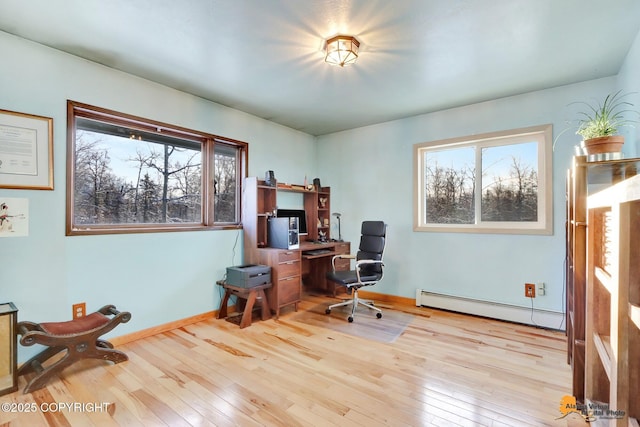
[0, 109, 53, 190]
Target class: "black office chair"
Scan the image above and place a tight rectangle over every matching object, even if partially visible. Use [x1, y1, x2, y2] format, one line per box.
[325, 221, 386, 322]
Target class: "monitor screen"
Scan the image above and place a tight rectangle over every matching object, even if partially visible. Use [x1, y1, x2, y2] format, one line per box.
[277, 209, 308, 235]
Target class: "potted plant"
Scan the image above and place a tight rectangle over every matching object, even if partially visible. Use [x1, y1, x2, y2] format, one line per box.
[573, 90, 636, 155]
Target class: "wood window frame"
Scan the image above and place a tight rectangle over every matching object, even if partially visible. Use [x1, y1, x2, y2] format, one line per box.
[66, 100, 247, 236]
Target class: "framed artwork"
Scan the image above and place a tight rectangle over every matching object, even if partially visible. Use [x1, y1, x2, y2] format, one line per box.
[0, 109, 53, 190]
[0, 198, 29, 237]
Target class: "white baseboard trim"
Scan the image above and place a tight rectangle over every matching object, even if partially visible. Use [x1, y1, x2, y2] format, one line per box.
[416, 289, 565, 330]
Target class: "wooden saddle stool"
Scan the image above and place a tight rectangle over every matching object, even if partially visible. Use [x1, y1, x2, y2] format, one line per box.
[17, 305, 131, 393]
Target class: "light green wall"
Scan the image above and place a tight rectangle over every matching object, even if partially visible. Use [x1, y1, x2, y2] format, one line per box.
[0, 32, 316, 361]
[617, 26, 640, 158]
[317, 77, 631, 315]
[317, 26, 640, 310]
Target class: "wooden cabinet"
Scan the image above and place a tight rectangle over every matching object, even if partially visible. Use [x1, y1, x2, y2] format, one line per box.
[584, 173, 640, 425]
[254, 249, 301, 317]
[566, 156, 640, 404]
[0, 302, 18, 396]
[567, 156, 640, 423]
[566, 156, 588, 402]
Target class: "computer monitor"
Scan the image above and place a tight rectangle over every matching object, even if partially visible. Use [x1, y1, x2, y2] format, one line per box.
[276, 209, 308, 235]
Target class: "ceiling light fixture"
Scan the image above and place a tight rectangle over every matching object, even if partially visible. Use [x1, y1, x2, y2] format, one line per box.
[324, 35, 360, 67]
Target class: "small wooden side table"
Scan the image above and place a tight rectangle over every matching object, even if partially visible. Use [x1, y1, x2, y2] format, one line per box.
[216, 281, 272, 329]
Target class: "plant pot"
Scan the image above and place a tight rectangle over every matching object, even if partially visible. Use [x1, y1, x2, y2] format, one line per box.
[583, 135, 624, 155]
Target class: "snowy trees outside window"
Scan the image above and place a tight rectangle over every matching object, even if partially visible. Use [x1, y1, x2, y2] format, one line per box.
[413, 125, 552, 235]
[67, 102, 247, 235]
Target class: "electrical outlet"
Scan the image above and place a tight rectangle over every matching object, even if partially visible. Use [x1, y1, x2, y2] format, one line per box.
[72, 302, 86, 319]
[525, 283, 536, 298]
[537, 282, 546, 296]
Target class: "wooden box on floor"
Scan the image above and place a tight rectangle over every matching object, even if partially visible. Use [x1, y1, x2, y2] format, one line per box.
[0, 302, 18, 396]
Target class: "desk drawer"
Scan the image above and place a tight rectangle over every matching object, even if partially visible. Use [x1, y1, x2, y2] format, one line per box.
[277, 276, 301, 305]
[335, 243, 350, 254]
[334, 258, 351, 271]
[278, 250, 300, 263]
[278, 259, 300, 278]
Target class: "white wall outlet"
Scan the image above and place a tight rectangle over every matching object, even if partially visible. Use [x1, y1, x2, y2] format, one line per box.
[537, 282, 546, 296]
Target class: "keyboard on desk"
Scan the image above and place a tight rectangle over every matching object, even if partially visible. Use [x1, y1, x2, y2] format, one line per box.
[304, 248, 332, 256]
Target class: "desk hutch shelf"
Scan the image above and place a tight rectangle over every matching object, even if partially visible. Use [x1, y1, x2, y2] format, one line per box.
[277, 182, 331, 242]
[243, 177, 331, 247]
[245, 179, 277, 249]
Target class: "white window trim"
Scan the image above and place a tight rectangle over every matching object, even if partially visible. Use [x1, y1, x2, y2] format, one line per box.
[413, 124, 553, 235]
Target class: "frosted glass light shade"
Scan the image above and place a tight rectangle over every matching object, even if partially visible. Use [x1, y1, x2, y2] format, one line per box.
[324, 35, 360, 67]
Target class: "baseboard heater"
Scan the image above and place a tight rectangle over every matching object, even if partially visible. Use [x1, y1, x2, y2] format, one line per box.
[415, 289, 565, 331]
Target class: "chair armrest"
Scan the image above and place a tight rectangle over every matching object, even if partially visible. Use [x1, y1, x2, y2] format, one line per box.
[331, 254, 355, 270]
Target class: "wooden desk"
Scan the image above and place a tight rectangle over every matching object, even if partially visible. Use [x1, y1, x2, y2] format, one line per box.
[300, 241, 350, 296]
[216, 281, 271, 328]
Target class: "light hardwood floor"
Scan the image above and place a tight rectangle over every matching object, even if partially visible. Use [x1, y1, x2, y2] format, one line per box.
[1, 294, 586, 426]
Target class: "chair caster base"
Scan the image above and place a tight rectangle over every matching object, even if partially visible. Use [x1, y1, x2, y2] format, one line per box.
[376, 312, 382, 319]
[348, 316, 354, 323]
[325, 308, 331, 314]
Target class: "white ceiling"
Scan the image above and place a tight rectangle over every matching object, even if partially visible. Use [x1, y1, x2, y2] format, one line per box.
[1, 0, 640, 136]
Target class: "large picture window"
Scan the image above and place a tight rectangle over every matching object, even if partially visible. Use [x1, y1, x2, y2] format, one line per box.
[413, 125, 552, 234]
[66, 101, 247, 235]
